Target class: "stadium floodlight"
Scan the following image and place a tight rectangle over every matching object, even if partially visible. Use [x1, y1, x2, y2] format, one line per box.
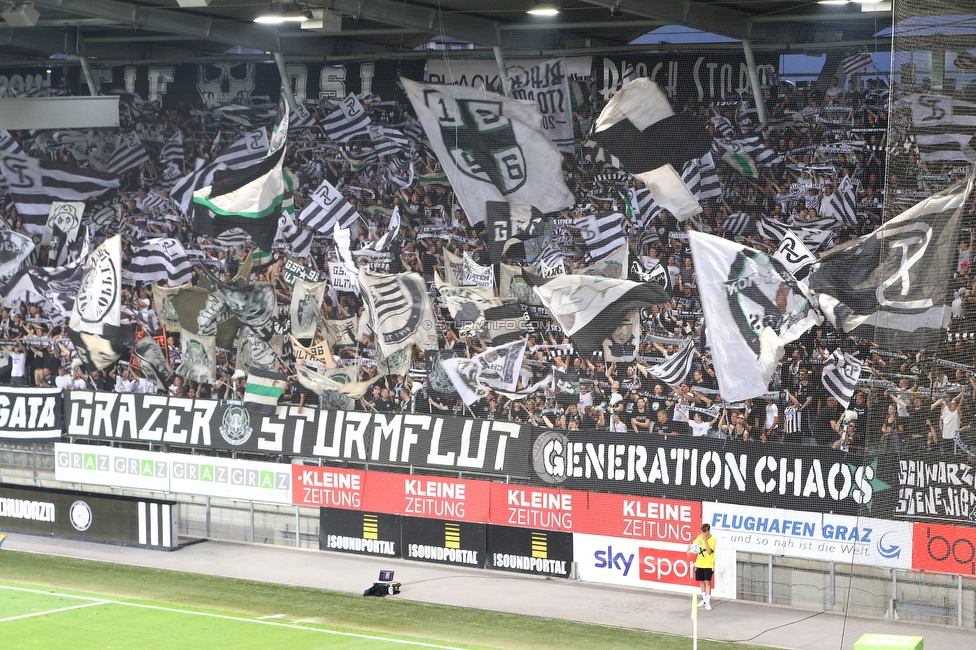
[527, 2, 559, 17]
[254, 2, 310, 24]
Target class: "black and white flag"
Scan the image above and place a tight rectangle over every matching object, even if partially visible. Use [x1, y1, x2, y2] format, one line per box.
[756, 218, 835, 251]
[401, 77, 574, 224]
[290, 279, 327, 340]
[368, 125, 412, 158]
[533, 274, 668, 353]
[837, 52, 874, 77]
[68, 234, 122, 336]
[807, 180, 972, 350]
[772, 231, 817, 280]
[359, 269, 438, 356]
[911, 94, 976, 129]
[289, 104, 317, 130]
[105, 132, 150, 174]
[821, 349, 863, 409]
[0, 153, 119, 228]
[133, 336, 175, 391]
[440, 340, 527, 406]
[915, 133, 976, 163]
[589, 79, 710, 220]
[0, 230, 35, 285]
[1, 255, 85, 322]
[355, 206, 400, 257]
[462, 251, 494, 288]
[320, 94, 371, 142]
[124, 238, 194, 286]
[275, 214, 314, 258]
[299, 178, 361, 233]
[576, 212, 627, 259]
[160, 131, 184, 166]
[648, 339, 696, 386]
[820, 179, 858, 227]
[170, 129, 269, 214]
[690, 231, 820, 401]
[722, 212, 752, 237]
[681, 152, 723, 201]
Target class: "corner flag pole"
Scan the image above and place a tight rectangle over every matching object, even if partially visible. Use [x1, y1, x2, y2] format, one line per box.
[691, 591, 698, 650]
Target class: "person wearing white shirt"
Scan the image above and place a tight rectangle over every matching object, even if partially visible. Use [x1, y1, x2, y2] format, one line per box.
[135, 375, 157, 394]
[115, 368, 136, 393]
[71, 369, 88, 390]
[8, 346, 26, 386]
[54, 367, 72, 390]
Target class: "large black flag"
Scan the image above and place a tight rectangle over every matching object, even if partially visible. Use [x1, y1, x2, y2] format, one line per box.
[807, 180, 971, 350]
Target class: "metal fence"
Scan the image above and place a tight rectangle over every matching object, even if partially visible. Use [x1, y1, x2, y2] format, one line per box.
[2, 441, 974, 627]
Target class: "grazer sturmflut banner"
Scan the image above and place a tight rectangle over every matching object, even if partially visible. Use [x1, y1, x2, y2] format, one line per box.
[0, 387, 63, 441]
[529, 428, 892, 517]
[65, 391, 530, 478]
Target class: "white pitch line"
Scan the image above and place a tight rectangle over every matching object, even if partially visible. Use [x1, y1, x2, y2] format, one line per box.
[258, 614, 286, 619]
[0, 585, 469, 650]
[0, 601, 108, 623]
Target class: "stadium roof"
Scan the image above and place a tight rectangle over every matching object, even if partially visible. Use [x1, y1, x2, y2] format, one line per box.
[0, 0, 900, 67]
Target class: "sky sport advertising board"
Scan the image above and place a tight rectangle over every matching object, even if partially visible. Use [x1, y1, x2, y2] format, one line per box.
[702, 502, 913, 569]
[54, 443, 292, 505]
[572, 533, 736, 598]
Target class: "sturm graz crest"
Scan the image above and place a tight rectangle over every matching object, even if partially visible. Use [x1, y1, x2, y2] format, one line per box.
[219, 406, 253, 446]
[423, 90, 527, 195]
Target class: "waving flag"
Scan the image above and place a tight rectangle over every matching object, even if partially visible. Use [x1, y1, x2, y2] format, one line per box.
[320, 94, 371, 141]
[402, 77, 573, 224]
[299, 178, 361, 234]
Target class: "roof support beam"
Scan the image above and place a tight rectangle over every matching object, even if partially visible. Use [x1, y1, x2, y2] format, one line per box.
[575, 0, 753, 41]
[325, 0, 501, 47]
[0, 27, 74, 54]
[31, 0, 290, 52]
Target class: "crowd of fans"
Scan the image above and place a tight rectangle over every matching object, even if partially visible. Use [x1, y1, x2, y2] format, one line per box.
[2, 63, 976, 458]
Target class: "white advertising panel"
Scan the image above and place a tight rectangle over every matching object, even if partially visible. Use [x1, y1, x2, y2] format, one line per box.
[702, 502, 913, 569]
[55, 442, 169, 491]
[573, 533, 736, 598]
[169, 455, 291, 504]
[54, 443, 292, 505]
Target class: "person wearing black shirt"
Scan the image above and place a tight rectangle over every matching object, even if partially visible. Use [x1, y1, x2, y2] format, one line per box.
[652, 409, 680, 438]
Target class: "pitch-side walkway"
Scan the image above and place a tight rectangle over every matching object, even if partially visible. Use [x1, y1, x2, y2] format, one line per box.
[1, 533, 968, 649]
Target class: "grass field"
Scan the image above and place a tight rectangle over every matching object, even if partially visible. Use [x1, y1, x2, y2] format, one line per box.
[0, 551, 773, 650]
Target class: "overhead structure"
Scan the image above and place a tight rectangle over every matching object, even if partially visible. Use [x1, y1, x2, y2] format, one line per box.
[0, 0, 895, 67]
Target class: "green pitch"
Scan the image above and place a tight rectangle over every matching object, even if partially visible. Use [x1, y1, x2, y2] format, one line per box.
[0, 551, 772, 650]
[0, 584, 469, 649]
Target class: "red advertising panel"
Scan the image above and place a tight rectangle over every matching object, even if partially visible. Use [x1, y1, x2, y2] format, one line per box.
[362, 472, 491, 523]
[913, 523, 976, 576]
[291, 466, 364, 509]
[638, 547, 699, 586]
[488, 483, 588, 532]
[579, 493, 701, 545]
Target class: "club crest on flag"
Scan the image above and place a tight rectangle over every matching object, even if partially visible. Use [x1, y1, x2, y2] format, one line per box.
[75, 243, 119, 325]
[426, 93, 527, 195]
[724, 249, 811, 356]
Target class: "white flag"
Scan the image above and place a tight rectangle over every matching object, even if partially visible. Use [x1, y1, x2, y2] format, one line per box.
[772, 231, 817, 280]
[68, 234, 122, 336]
[359, 269, 437, 356]
[440, 340, 527, 405]
[689, 231, 820, 401]
[401, 77, 573, 224]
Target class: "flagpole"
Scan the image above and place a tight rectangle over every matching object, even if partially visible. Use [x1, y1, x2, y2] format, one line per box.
[692, 592, 699, 650]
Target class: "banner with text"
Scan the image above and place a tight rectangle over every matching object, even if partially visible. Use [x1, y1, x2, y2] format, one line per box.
[66, 391, 530, 478]
[572, 532, 736, 598]
[0, 387, 63, 441]
[528, 429, 884, 517]
[54, 442, 292, 504]
[703, 502, 913, 569]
